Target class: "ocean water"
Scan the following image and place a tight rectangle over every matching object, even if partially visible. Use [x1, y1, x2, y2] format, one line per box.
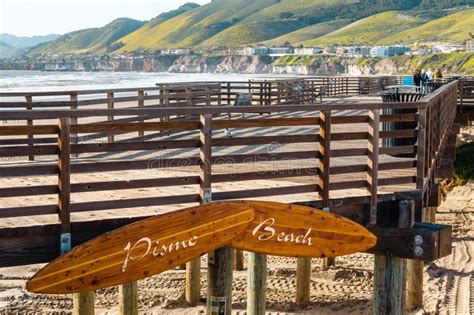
[0, 70, 291, 92]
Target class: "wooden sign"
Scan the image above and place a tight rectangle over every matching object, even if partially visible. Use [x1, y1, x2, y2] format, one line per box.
[228, 201, 377, 258]
[27, 200, 376, 294]
[26, 202, 255, 294]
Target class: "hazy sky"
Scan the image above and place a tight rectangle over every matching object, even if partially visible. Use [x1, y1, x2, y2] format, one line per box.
[0, 0, 211, 36]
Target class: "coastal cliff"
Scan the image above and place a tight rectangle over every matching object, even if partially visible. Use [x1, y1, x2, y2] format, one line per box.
[1, 52, 472, 75]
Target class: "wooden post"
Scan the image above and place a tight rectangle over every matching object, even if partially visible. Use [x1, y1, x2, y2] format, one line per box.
[373, 200, 411, 315]
[119, 281, 138, 315]
[200, 113, 233, 314]
[58, 118, 71, 238]
[208, 247, 233, 315]
[58, 118, 95, 314]
[318, 110, 335, 268]
[186, 87, 192, 119]
[70, 93, 78, 158]
[247, 252, 266, 315]
[405, 107, 427, 312]
[296, 257, 311, 309]
[372, 255, 406, 315]
[138, 90, 144, 138]
[73, 292, 94, 315]
[186, 114, 213, 306]
[367, 109, 380, 226]
[234, 250, 244, 271]
[107, 92, 114, 142]
[25, 95, 34, 161]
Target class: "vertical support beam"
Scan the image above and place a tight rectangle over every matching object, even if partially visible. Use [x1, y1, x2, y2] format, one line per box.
[367, 109, 380, 226]
[405, 107, 427, 312]
[201, 113, 233, 314]
[372, 255, 406, 315]
[234, 250, 244, 271]
[296, 257, 311, 308]
[25, 95, 34, 161]
[58, 118, 71, 238]
[138, 90, 144, 138]
[373, 200, 410, 315]
[205, 86, 211, 107]
[70, 93, 78, 158]
[186, 114, 213, 306]
[318, 110, 335, 268]
[107, 92, 114, 143]
[208, 247, 234, 315]
[247, 252, 266, 315]
[58, 118, 94, 315]
[73, 292, 95, 315]
[119, 281, 138, 315]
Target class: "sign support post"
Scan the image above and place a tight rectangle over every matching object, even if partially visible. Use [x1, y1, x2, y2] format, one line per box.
[247, 252, 266, 314]
[58, 118, 95, 315]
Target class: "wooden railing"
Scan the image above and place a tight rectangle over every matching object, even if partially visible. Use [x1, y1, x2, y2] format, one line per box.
[0, 83, 457, 214]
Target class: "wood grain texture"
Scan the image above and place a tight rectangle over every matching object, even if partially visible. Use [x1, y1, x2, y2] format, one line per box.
[27, 202, 255, 294]
[228, 201, 377, 258]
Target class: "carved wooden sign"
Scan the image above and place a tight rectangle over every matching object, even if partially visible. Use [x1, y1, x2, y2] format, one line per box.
[27, 202, 255, 294]
[229, 201, 377, 257]
[27, 201, 376, 294]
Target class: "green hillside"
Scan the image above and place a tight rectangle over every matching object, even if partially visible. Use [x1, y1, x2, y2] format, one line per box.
[116, 0, 426, 51]
[380, 9, 474, 44]
[20, 1, 474, 55]
[29, 18, 144, 55]
[302, 12, 424, 46]
[263, 19, 352, 46]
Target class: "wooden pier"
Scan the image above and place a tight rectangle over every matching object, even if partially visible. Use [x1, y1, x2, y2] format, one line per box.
[0, 76, 466, 314]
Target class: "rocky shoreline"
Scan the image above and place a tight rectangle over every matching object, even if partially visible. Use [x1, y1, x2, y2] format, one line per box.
[1, 53, 472, 76]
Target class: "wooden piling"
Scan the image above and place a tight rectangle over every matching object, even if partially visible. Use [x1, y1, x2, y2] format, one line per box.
[405, 107, 428, 312]
[373, 200, 413, 315]
[296, 257, 311, 308]
[186, 114, 213, 306]
[318, 110, 335, 269]
[372, 255, 406, 315]
[207, 247, 234, 315]
[58, 118, 95, 314]
[234, 250, 244, 271]
[119, 282, 138, 315]
[247, 252, 266, 315]
[73, 292, 95, 315]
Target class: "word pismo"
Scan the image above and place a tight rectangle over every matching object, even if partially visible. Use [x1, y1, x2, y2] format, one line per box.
[122, 236, 198, 272]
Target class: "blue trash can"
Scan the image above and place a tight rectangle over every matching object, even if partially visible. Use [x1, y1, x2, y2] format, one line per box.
[403, 76, 413, 86]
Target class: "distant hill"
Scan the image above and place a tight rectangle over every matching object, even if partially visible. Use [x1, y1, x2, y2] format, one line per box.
[263, 19, 353, 46]
[29, 18, 144, 55]
[0, 33, 60, 49]
[0, 41, 21, 58]
[18, 0, 474, 56]
[115, 0, 427, 51]
[302, 12, 425, 46]
[380, 9, 474, 44]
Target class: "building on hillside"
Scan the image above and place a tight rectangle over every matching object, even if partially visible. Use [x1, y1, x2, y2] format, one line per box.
[370, 46, 388, 58]
[268, 47, 294, 55]
[387, 45, 411, 56]
[466, 40, 474, 52]
[294, 47, 322, 55]
[347, 46, 372, 57]
[240, 46, 270, 55]
[370, 45, 411, 58]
